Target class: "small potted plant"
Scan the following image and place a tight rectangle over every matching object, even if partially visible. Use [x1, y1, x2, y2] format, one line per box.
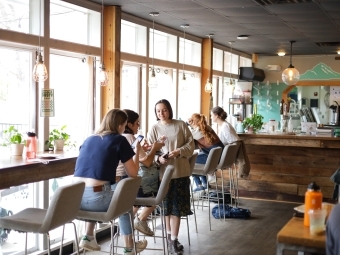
[1, 126, 25, 156]
[45, 125, 76, 151]
[242, 113, 264, 134]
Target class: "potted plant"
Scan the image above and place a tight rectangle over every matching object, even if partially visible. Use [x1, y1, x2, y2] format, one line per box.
[45, 125, 76, 151]
[242, 113, 264, 134]
[1, 126, 25, 156]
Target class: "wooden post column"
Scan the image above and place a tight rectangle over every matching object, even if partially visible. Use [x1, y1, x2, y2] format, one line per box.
[201, 38, 213, 122]
[101, 6, 121, 119]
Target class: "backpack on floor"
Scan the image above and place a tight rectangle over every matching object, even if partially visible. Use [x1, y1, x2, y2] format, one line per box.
[208, 191, 231, 204]
[212, 204, 251, 219]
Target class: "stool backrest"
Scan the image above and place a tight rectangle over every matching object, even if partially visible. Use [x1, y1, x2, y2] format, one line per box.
[154, 165, 174, 205]
[188, 151, 198, 175]
[217, 143, 240, 170]
[201, 147, 223, 175]
[40, 181, 85, 233]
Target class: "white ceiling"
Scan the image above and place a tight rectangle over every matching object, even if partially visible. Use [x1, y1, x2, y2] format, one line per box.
[86, 0, 340, 56]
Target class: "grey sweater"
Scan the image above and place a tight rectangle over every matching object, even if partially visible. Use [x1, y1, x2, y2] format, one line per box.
[147, 119, 195, 179]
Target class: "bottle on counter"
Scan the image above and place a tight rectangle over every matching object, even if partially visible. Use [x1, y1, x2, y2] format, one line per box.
[26, 132, 37, 159]
[288, 116, 293, 133]
[304, 181, 323, 227]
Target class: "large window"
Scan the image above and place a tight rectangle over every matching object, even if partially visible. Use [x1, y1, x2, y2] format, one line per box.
[179, 38, 201, 67]
[121, 63, 141, 113]
[0, 47, 32, 141]
[50, 1, 100, 47]
[121, 20, 146, 56]
[150, 29, 177, 62]
[224, 51, 239, 74]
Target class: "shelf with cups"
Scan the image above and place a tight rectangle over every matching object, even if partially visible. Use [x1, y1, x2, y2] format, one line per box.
[229, 98, 253, 121]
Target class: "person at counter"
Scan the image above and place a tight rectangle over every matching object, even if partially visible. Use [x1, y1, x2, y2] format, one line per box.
[73, 109, 144, 253]
[211, 106, 239, 145]
[187, 113, 224, 192]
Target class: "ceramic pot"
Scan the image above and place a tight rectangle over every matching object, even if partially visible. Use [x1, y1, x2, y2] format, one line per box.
[54, 139, 65, 151]
[10, 144, 24, 156]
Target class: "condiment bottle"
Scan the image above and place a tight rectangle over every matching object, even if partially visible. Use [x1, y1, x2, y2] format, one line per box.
[26, 132, 37, 159]
[304, 181, 323, 227]
[288, 116, 293, 133]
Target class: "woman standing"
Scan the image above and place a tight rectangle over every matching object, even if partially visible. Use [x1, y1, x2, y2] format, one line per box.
[73, 109, 141, 253]
[147, 99, 194, 255]
[187, 113, 224, 192]
[211, 106, 239, 145]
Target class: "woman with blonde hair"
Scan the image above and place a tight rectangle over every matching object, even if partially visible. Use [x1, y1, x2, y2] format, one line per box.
[187, 113, 224, 192]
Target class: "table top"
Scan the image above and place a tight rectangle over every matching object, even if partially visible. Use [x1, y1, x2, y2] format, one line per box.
[277, 217, 326, 250]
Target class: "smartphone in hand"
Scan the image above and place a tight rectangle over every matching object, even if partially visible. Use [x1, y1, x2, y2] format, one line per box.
[131, 135, 144, 149]
[163, 152, 169, 159]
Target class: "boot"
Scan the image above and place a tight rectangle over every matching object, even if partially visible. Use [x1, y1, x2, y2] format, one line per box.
[167, 234, 183, 250]
[169, 239, 183, 255]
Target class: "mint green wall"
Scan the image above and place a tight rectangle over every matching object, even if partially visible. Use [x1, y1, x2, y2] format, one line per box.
[253, 55, 340, 124]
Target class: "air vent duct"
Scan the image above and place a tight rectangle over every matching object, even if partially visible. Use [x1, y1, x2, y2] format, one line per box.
[316, 42, 340, 47]
[253, 0, 314, 6]
[239, 67, 266, 82]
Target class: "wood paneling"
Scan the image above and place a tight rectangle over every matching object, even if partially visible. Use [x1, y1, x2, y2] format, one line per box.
[233, 134, 340, 202]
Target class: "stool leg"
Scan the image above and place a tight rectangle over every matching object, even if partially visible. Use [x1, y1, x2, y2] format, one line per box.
[59, 225, 65, 255]
[70, 222, 80, 255]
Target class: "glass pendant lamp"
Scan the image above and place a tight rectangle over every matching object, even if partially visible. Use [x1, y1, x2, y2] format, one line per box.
[282, 41, 300, 85]
[98, 0, 109, 86]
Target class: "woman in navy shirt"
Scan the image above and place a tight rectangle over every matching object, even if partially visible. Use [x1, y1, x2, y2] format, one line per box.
[73, 109, 143, 253]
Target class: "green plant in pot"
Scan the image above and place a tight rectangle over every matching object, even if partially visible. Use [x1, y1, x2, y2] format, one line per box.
[1, 126, 26, 156]
[242, 113, 264, 133]
[45, 125, 76, 151]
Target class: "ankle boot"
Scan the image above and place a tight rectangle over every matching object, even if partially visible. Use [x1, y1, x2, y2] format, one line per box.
[169, 239, 183, 255]
[167, 234, 183, 250]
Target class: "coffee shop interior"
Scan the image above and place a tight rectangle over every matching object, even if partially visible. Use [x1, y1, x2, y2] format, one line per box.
[1, 0, 340, 254]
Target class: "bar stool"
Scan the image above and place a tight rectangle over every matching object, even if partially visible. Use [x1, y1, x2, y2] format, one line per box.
[0, 181, 85, 255]
[77, 177, 141, 255]
[217, 142, 241, 211]
[192, 147, 223, 231]
[134, 166, 175, 255]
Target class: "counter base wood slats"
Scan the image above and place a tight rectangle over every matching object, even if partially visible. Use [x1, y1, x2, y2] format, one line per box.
[236, 134, 340, 203]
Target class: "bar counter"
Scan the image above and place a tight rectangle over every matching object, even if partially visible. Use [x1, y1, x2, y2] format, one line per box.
[236, 133, 340, 202]
[0, 151, 78, 190]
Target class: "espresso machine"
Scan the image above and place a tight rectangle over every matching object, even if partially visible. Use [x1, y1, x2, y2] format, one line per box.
[329, 101, 339, 125]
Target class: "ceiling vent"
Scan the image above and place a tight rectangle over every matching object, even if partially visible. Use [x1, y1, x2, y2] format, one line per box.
[316, 42, 340, 47]
[253, 0, 314, 6]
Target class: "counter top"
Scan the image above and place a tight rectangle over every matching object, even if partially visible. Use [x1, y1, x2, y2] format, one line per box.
[0, 151, 78, 190]
[238, 133, 340, 148]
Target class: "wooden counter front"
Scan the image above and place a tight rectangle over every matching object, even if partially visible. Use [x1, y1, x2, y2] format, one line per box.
[235, 134, 340, 202]
[0, 152, 78, 190]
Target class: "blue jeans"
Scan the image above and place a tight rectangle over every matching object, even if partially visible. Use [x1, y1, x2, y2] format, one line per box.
[80, 182, 132, 235]
[193, 175, 207, 188]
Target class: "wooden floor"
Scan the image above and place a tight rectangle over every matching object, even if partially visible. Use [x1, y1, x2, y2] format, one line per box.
[85, 198, 305, 255]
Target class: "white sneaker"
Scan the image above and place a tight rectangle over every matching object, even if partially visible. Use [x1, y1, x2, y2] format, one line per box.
[207, 174, 216, 184]
[79, 236, 101, 251]
[134, 217, 154, 236]
[123, 239, 148, 254]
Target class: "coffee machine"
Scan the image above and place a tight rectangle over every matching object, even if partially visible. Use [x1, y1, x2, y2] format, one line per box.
[329, 101, 339, 125]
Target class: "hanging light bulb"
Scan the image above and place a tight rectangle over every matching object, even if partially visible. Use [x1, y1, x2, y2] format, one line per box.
[180, 24, 189, 91]
[32, 0, 48, 82]
[148, 12, 159, 89]
[98, 0, 109, 86]
[282, 41, 300, 85]
[205, 79, 212, 93]
[33, 51, 48, 82]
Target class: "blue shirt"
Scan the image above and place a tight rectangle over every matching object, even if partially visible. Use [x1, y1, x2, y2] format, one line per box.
[74, 133, 135, 183]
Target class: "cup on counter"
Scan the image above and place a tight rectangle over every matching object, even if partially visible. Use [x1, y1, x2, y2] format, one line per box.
[308, 209, 326, 235]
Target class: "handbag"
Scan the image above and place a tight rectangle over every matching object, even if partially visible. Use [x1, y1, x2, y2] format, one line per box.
[138, 163, 159, 195]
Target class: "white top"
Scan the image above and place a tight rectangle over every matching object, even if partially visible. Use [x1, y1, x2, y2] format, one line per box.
[219, 121, 240, 145]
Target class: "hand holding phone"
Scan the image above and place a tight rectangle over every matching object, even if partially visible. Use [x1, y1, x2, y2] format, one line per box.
[163, 152, 169, 159]
[131, 135, 144, 149]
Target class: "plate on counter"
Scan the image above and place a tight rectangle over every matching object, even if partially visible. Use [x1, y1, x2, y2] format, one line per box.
[294, 202, 334, 213]
[37, 154, 60, 159]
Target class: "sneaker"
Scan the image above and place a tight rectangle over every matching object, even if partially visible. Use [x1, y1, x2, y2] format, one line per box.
[79, 236, 100, 251]
[169, 239, 183, 254]
[167, 234, 183, 251]
[124, 239, 148, 254]
[134, 217, 154, 236]
[193, 185, 205, 192]
[207, 174, 216, 184]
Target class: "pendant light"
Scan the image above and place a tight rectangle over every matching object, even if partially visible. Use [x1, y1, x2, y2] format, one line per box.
[180, 24, 189, 91]
[98, 0, 109, 86]
[228, 41, 235, 87]
[32, 0, 48, 82]
[148, 12, 159, 89]
[282, 41, 300, 85]
[204, 34, 214, 93]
